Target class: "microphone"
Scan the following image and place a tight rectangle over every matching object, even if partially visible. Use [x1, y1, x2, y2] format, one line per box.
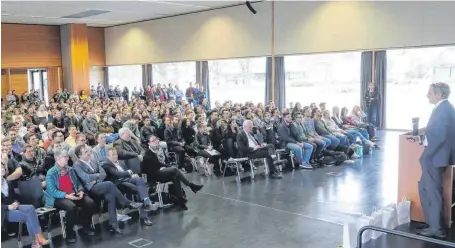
[412, 117, 419, 136]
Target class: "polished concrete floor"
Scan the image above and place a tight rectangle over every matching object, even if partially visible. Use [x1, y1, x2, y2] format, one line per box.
[2, 131, 454, 248]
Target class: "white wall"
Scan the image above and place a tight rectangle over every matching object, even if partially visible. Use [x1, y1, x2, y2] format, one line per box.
[105, 1, 455, 65]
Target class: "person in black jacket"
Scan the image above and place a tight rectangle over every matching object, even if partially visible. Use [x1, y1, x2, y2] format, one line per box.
[102, 148, 154, 226]
[1, 163, 49, 248]
[195, 123, 221, 174]
[364, 82, 380, 127]
[142, 135, 203, 210]
[140, 118, 156, 148]
[164, 115, 197, 170]
[236, 120, 282, 179]
[223, 119, 239, 159]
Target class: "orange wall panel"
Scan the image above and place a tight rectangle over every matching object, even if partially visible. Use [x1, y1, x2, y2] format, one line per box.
[9, 69, 29, 95]
[47, 67, 63, 97]
[1, 24, 62, 68]
[87, 27, 106, 66]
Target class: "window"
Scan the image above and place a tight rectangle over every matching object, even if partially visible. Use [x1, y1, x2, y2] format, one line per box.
[285, 52, 361, 112]
[208, 57, 266, 106]
[386, 46, 455, 129]
[108, 65, 142, 96]
[153, 62, 196, 90]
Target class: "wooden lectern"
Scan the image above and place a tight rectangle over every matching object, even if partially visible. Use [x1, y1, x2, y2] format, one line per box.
[398, 132, 454, 227]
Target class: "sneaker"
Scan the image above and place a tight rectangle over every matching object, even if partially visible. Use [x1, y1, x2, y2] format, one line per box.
[344, 160, 355, 164]
[299, 163, 313, 169]
[351, 153, 360, 159]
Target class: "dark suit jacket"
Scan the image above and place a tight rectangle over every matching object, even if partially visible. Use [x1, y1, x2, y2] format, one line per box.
[101, 160, 131, 185]
[73, 160, 107, 191]
[420, 100, 455, 168]
[141, 148, 170, 178]
[236, 131, 257, 157]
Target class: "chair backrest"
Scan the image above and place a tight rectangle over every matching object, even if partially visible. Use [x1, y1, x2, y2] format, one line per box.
[17, 178, 43, 208]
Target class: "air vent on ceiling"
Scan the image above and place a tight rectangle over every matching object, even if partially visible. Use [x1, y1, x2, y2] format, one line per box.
[61, 10, 110, 19]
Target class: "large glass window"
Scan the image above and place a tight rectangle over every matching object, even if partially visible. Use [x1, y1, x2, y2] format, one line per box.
[208, 57, 266, 106]
[153, 62, 196, 90]
[386, 46, 455, 129]
[108, 65, 142, 96]
[285, 52, 361, 111]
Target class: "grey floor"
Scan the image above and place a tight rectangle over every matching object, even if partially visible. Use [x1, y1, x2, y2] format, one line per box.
[2, 131, 454, 248]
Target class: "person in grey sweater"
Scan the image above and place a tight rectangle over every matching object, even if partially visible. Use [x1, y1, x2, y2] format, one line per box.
[82, 111, 98, 145]
[122, 115, 141, 142]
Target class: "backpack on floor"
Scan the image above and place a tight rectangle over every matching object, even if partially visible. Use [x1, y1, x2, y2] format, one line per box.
[332, 151, 348, 165]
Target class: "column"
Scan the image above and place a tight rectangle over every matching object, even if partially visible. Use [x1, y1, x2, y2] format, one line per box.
[60, 24, 90, 94]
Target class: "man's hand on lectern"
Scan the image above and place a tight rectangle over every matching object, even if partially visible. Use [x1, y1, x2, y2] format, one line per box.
[406, 136, 421, 143]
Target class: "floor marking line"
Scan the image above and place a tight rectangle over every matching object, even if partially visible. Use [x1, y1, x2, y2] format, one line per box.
[200, 192, 343, 226]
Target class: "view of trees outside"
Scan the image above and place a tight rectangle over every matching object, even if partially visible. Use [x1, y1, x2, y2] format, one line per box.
[285, 52, 361, 113]
[208, 57, 266, 106]
[108, 65, 142, 97]
[386, 46, 455, 129]
[153, 62, 196, 90]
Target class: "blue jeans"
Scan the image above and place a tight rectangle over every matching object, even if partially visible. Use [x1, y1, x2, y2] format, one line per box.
[366, 103, 378, 127]
[287, 143, 313, 164]
[7, 205, 42, 236]
[323, 135, 340, 150]
[335, 134, 349, 146]
[347, 129, 367, 143]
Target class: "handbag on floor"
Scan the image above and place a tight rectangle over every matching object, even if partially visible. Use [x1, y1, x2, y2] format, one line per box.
[382, 206, 398, 230]
[397, 197, 411, 225]
[342, 221, 357, 248]
[370, 208, 383, 239]
[356, 214, 375, 244]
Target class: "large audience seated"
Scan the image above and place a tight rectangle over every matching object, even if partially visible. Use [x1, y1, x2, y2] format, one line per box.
[1, 82, 379, 246]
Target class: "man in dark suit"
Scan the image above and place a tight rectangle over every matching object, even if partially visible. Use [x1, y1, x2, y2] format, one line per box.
[411, 82, 455, 238]
[73, 145, 143, 235]
[237, 120, 282, 179]
[102, 147, 155, 226]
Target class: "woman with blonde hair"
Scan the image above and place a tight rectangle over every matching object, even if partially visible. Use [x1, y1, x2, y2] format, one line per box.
[349, 105, 377, 140]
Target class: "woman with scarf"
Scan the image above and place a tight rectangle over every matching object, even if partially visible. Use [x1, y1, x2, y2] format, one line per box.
[44, 150, 96, 243]
[142, 135, 203, 211]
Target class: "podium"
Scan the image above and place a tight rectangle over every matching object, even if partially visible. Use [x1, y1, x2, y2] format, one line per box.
[398, 132, 453, 227]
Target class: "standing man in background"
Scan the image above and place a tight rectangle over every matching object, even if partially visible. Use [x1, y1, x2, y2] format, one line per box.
[364, 82, 380, 127]
[410, 82, 455, 238]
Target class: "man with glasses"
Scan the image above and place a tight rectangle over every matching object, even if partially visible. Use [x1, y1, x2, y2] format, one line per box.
[47, 130, 70, 154]
[73, 144, 143, 235]
[8, 128, 24, 158]
[45, 150, 96, 243]
[409, 82, 455, 238]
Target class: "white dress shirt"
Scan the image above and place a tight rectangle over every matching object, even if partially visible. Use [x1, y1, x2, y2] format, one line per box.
[247, 132, 258, 148]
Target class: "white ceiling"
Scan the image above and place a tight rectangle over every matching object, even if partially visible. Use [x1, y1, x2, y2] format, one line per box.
[1, 1, 245, 27]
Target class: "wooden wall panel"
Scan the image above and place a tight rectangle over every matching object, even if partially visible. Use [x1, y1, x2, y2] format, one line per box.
[1, 24, 62, 68]
[47, 67, 62, 97]
[87, 27, 106, 66]
[9, 69, 28, 95]
[1, 70, 9, 101]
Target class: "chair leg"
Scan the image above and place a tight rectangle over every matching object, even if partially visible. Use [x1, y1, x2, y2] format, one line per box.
[235, 162, 241, 182]
[59, 211, 66, 239]
[223, 163, 228, 178]
[18, 222, 23, 248]
[263, 158, 269, 176]
[157, 184, 164, 208]
[47, 213, 53, 239]
[290, 151, 295, 168]
[249, 160, 255, 180]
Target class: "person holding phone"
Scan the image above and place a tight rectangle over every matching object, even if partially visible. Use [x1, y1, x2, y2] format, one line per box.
[44, 150, 96, 243]
[1, 158, 49, 248]
[408, 82, 455, 238]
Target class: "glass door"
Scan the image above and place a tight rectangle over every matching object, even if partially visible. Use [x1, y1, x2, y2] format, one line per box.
[28, 69, 49, 105]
